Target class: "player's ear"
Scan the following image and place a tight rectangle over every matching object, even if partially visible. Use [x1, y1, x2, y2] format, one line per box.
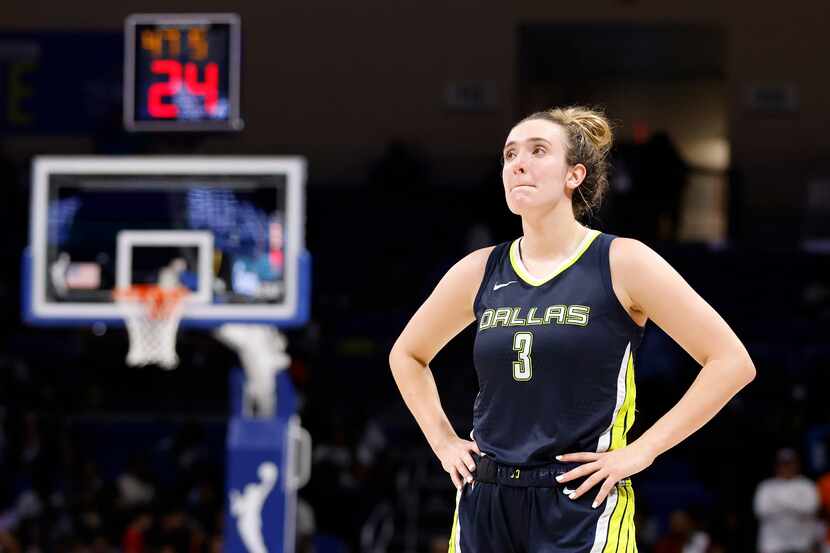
[566, 164, 587, 190]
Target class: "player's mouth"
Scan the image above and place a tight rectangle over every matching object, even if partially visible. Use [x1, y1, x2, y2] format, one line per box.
[511, 184, 536, 191]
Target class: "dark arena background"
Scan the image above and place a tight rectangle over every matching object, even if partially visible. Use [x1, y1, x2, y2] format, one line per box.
[1, 2, 829, 553]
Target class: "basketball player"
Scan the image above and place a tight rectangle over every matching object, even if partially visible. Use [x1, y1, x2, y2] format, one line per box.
[389, 107, 756, 552]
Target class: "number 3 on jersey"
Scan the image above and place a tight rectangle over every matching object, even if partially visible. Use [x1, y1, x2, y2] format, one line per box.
[512, 331, 534, 381]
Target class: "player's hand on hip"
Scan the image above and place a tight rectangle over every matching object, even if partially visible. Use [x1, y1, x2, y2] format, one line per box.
[434, 436, 481, 491]
[554, 444, 654, 508]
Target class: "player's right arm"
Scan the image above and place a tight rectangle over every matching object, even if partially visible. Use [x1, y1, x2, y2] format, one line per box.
[389, 246, 494, 490]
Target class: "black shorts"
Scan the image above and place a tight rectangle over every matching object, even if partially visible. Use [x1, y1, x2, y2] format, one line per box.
[448, 455, 637, 553]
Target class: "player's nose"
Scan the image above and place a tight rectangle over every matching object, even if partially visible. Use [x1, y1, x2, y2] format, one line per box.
[512, 155, 528, 175]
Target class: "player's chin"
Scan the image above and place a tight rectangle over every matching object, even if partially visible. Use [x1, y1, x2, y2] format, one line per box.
[505, 198, 537, 216]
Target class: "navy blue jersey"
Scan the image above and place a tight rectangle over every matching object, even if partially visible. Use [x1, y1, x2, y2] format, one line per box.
[471, 230, 645, 466]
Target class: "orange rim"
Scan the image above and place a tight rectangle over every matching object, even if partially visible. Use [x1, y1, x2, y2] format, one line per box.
[113, 285, 189, 319]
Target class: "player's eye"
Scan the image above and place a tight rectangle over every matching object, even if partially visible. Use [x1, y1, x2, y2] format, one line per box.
[533, 146, 546, 155]
[503, 150, 516, 161]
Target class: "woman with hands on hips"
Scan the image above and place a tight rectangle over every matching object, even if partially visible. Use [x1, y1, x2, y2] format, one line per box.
[389, 106, 755, 553]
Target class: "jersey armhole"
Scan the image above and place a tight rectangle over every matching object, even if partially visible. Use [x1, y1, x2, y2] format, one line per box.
[600, 235, 644, 329]
[472, 243, 506, 317]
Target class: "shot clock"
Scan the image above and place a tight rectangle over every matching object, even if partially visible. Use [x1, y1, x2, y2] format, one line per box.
[124, 13, 242, 131]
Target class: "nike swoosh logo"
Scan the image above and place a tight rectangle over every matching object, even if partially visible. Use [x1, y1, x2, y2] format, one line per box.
[493, 281, 517, 291]
[563, 487, 576, 495]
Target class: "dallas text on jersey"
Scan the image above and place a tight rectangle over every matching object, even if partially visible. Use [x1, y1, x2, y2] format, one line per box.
[478, 305, 590, 331]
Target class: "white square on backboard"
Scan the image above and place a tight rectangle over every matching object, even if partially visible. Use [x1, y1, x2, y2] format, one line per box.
[116, 230, 214, 305]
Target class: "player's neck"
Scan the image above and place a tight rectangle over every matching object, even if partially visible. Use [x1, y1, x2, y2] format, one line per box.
[519, 205, 588, 265]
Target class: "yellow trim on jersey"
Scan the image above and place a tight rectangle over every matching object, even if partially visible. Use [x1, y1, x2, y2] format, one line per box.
[611, 354, 636, 451]
[602, 482, 636, 553]
[509, 229, 601, 287]
[448, 488, 461, 553]
[618, 485, 632, 553]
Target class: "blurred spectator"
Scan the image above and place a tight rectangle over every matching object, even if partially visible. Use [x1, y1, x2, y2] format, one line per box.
[121, 511, 152, 553]
[117, 456, 155, 509]
[653, 509, 717, 553]
[186, 477, 220, 534]
[818, 464, 830, 553]
[89, 535, 114, 553]
[631, 131, 689, 241]
[296, 497, 316, 553]
[156, 503, 192, 553]
[429, 534, 450, 553]
[0, 530, 20, 553]
[634, 500, 660, 551]
[753, 448, 820, 553]
[309, 415, 364, 549]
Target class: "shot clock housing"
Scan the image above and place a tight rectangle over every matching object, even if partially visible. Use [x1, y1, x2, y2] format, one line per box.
[124, 13, 243, 132]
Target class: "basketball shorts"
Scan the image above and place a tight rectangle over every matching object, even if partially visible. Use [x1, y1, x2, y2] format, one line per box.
[448, 455, 637, 553]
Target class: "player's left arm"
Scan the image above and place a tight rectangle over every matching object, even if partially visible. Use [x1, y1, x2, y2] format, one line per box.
[557, 238, 756, 508]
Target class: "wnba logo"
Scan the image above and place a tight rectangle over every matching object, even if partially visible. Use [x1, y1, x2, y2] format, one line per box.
[229, 462, 279, 553]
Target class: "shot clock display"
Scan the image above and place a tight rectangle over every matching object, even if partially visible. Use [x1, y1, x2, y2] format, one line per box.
[124, 14, 242, 131]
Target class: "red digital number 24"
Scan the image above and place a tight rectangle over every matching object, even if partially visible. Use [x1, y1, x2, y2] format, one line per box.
[148, 60, 219, 118]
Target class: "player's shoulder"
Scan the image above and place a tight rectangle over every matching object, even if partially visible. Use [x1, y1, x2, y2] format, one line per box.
[461, 244, 499, 266]
[448, 245, 498, 280]
[608, 235, 661, 273]
[430, 246, 500, 314]
[443, 244, 504, 285]
[608, 235, 647, 255]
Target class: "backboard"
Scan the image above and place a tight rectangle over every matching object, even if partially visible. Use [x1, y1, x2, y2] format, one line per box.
[23, 156, 310, 328]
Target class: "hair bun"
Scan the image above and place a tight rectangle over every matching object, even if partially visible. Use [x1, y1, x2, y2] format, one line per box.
[568, 109, 613, 154]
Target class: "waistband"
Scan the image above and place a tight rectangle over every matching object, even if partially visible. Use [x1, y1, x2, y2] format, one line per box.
[473, 455, 582, 488]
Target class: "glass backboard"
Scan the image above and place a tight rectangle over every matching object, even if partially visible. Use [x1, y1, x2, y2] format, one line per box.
[24, 156, 310, 328]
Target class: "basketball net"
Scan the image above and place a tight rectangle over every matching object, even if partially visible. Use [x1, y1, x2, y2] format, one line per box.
[114, 261, 188, 370]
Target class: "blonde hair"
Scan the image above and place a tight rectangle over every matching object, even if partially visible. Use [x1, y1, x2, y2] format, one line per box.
[518, 106, 613, 222]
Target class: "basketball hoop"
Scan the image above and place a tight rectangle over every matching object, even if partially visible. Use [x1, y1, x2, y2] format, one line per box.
[113, 284, 188, 369]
